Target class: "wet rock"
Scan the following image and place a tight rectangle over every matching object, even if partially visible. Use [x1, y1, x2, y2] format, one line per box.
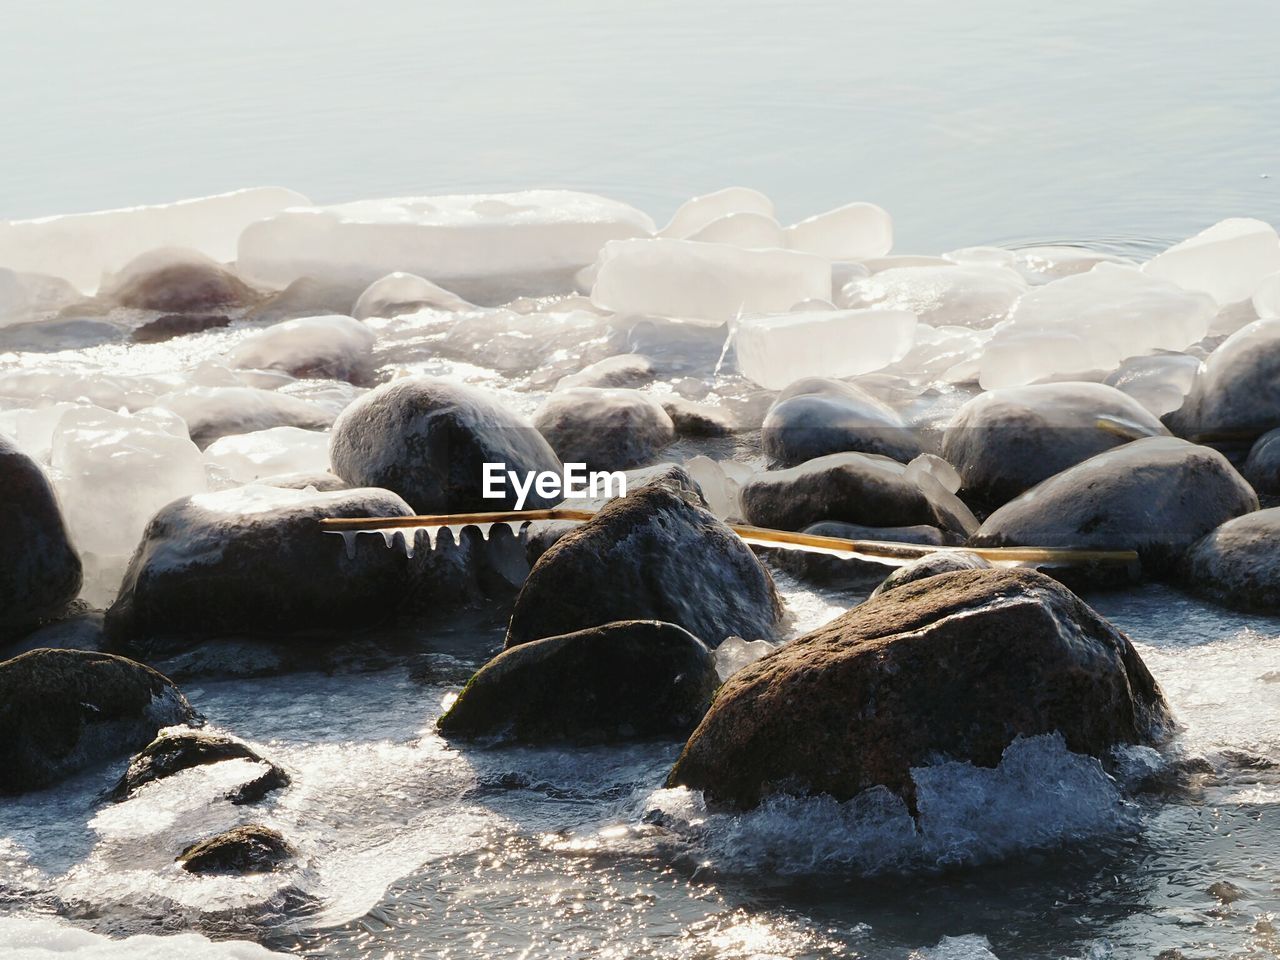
[662, 398, 735, 438]
[1242, 428, 1280, 498]
[0, 648, 197, 794]
[739, 452, 975, 539]
[1183, 508, 1280, 612]
[556, 353, 654, 390]
[107, 729, 289, 804]
[0, 436, 82, 641]
[668, 568, 1172, 809]
[352, 272, 472, 320]
[439, 620, 717, 742]
[869, 550, 992, 598]
[1, 610, 104, 661]
[99, 248, 259, 313]
[131, 313, 232, 343]
[533, 387, 675, 472]
[941, 382, 1169, 507]
[765, 520, 958, 585]
[246, 276, 366, 324]
[329, 377, 562, 512]
[229, 314, 375, 384]
[760, 378, 921, 467]
[1166, 318, 1280, 444]
[178, 825, 292, 874]
[507, 481, 782, 648]
[971, 437, 1258, 576]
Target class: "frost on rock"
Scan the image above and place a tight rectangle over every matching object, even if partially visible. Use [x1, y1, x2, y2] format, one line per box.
[229, 314, 375, 384]
[839, 264, 1026, 329]
[0, 187, 308, 293]
[784, 202, 893, 260]
[236, 190, 655, 295]
[352, 271, 473, 319]
[978, 264, 1216, 389]
[591, 238, 831, 325]
[735, 308, 917, 390]
[1142, 218, 1280, 304]
[203, 426, 331, 483]
[658, 187, 775, 238]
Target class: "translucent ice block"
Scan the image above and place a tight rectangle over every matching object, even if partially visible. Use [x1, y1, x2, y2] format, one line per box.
[784, 202, 893, 260]
[734, 308, 917, 390]
[659, 187, 775, 238]
[1142, 218, 1280, 304]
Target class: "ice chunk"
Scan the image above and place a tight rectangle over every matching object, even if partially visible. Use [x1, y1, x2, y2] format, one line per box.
[1255, 271, 1280, 318]
[1014, 245, 1134, 282]
[659, 187, 775, 238]
[942, 246, 1016, 268]
[1104, 353, 1201, 417]
[784, 202, 893, 260]
[713, 635, 779, 681]
[157, 385, 335, 448]
[229, 314, 375, 384]
[734, 308, 917, 390]
[591, 238, 830, 324]
[886, 323, 993, 384]
[978, 264, 1216, 389]
[204, 426, 331, 482]
[687, 212, 784, 248]
[682, 454, 755, 520]
[839, 264, 1026, 329]
[0, 187, 307, 293]
[0, 268, 82, 327]
[0, 367, 166, 410]
[237, 191, 655, 293]
[352, 272, 472, 319]
[0, 917, 292, 959]
[860, 255, 952, 273]
[1142, 218, 1280, 304]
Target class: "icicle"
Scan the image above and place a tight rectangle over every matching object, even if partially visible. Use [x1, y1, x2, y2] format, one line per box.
[402, 529, 417, 559]
[335, 530, 359, 559]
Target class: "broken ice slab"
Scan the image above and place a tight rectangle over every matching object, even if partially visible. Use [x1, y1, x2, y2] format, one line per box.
[590, 238, 831, 324]
[839, 264, 1026, 329]
[687, 212, 784, 248]
[784, 202, 893, 260]
[1142, 218, 1280, 305]
[0, 187, 308, 293]
[1255, 271, 1280, 318]
[659, 187, 775, 238]
[734, 307, 917, 390]
[236, 191, 655, 298]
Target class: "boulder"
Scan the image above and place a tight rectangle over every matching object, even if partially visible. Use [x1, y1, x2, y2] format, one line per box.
[131, 313, 232, 343]
[1242, 428, 1280, 498]
[99, 248, 259, 313]
[668, 569, 1172, 809]
[760, 378, 921, 467]
[0, 648, 197, 794]
[107, 729, 290, 805]
[158, 385, 334, 449]
[869, 551, 992, 598]
[329, 377, 562, 512]
[765, 520, 958, 585]
[1183, 508, 1280, 612]
[532, 387, 675, 472]
[971, 437, 1258, 575]
[1166, 319, 1280, 443]
[247, 276, 365, 324]
[439, 621, 717, 742]
[178, 825, 292, 874]
[506, 481, 782, 648]
[229, 314, 375, 384]
[0, 436, 82, 640]
[941, 382, 1169, 507]
[555, 353, 654, 390]
[661, 398, 735, 438]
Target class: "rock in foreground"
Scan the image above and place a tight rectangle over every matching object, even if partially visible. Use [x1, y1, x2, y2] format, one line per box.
[668, 569, 1172, 809]
[178, 825, 292, 874]
[107, 729, 289, 805]
[1183, 508, 1280, 612]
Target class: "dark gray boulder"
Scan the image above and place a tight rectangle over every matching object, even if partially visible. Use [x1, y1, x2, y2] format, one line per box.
[1166, 318, 1280, 443]
[760, 378, 921, 467]
[439, 620, 717, 742]
[1182, 508, 1280, 612]
[662, 398, 735, 438]
[533, 387, 675, 472]
[0, 648, 197, 794]
[178, 825, 292, 874]
[1243, 428, 1280, 498]
[869, 551, 992, 598]
[107, 729, 290, 805]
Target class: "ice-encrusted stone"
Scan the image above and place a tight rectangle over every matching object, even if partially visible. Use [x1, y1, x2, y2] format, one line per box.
[687, 212, 784, 248]
[229, 314, 375, 384]
[659, 187, 775, 239]
[0, 187, 307, 292]
[735, 308, 916, 390]
[1143, 218, 1280, 304]
[351, 272, 472, 319]
[97, 247, 260, 312]
[237, 190, 654, 292]
[0, 268, 82, 328]
[784, 202, 893, 260]
[203, 426, 331, 483]
[978, 264, 1216, 389]
[590, 238, 830, 324]
[157, 385, 334, 448]
[839, 264, 1026, 329]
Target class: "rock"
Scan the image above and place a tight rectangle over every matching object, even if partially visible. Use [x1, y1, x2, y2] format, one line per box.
[1166, 319, 1280, 443]
[532, 387, 675, 472]
[941, 382, 1170, 507]
[0, 436, 82, 640]
[131, 313, 232, 343]
[739, 452, 975, 539]
[766, 520, 958, 585]
[99, 248, 259, 313]
[352, 272, 473, 319]
[177, 825, 292, 874]
[760, 378, 921, 467]
[329, 377, 562, 512]
[1243, 428, 1280, 497]
[247, 276, 365, 324]
[0, 648, 197, 794]
[971, 436, 1258, 575]
[438, 621, 717, 742]
[869, 551, 992, 598]
[661, 398, 735, 438]
[229, 314, 375, 384]
[506, 481, 782, 648]
[555, 353, 654, 390]
[668, 568, 1173, 809]
[1183, 508, 1280, 612]
[158, 385, 335, 448]
[107, 729, 289, 804]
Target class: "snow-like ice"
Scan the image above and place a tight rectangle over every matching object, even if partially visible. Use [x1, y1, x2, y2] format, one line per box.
[784, 202, 893, 260]
[839, 264, 1026, 329]
[352, 272, 472, 319]
[0, 187, 307, 293]
[203, 425, 332, 483]
[658, 187, 775, 238]
[590, 238, 830, 324]
[1142, 218, 1280, 304]
[229, 314, 375, 383]
[734, 308, 917, 389]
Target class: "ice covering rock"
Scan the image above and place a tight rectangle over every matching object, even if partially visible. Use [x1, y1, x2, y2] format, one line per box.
[229, 314, 375, 384]
[204, 426, 331, 483]
[784, 202, 893, 260]
[533, 387, 674, 472]
[0, 187, 307, 292]
[590, 238, 830, 324]
[978, 264, 1216, 389]
[0, 268, 81, 328]
[735, 308, 916, 389]
[157, 385, 334, 448]
[556, 353, 654, 391]
[97, 247, 260, 312]
[760, 378, 922, 466]
[352, 271, 472, 319]
[237, 190, 654, 292]
[1142, 218, 1280, 304]
[1104, 353, 1201, 417]
[659, 187, 775, 238]
[839, 264, 1026, 329]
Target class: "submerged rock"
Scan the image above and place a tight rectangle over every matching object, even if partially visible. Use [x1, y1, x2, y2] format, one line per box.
[0, 436, 82, 640]
[0, 648, 197, 794]
[439, 620, 717, 742]
[1183, 508, 1280, 612]
[178, 825, 292, 874]
[941, 382, 1169, 507]
[1242, 427, 1280, 498]
[1166, 319, 1280, 443]
[107, 729, 289, 804]
[668, 569, 1172, 809]
[971, 436, 1258, 575]
[506, 481, 782, 648]
[869, 550, 991, 597]
[555, 353, 654, 390]
[760, 378, 921, 467]
[99, 247, 259, 313]
[229, 314, 375, 384]
[329, 377, 562, 512]
[533, 387, 674, 472]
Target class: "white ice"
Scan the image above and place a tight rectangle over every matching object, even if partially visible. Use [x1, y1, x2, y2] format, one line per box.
[1255, 271, 1280, 318]
[1104, 354, 1202, 417]
[157, 386, 333, 442]
[1142, 217, 1280, 305]
[734, 307, 917, 389]
[352, 271, 473, 319]
[687, 211, 784, 248]
[658, 187, 775, 238]
[203, 426, 332, 483]
[0, 187, 307, 293]
[839, 263, 1027, 329]
[713, 635, 779, 681]
[784, 201, 893, 260]
[682, 454, 755, 520]
[229, 314, 375, 381]
[1013, 245, 1134, 282]
[0, 917, 291, 959]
